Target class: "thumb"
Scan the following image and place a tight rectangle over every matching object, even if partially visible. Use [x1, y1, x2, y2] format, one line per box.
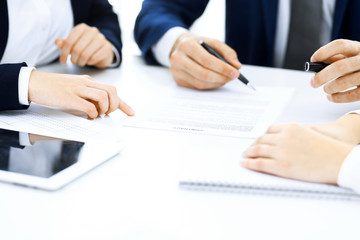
[55, 38, 64, 49]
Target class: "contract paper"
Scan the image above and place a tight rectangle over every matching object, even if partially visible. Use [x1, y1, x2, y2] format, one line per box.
[124, 87, 294, 138]
[0, 105, 122, 142]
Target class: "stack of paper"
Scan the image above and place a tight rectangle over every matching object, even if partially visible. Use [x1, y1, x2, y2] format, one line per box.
[0, 105, 122, 143]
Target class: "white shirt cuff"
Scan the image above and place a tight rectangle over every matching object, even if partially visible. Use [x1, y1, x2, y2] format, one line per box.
[19, 132, 32, 146]
[108, 45, 121, 68]
[347, 110, 360, 115]
[18, 67, 35, 106]
[338, 145, 360, 193]
[151, 27, 188, 67]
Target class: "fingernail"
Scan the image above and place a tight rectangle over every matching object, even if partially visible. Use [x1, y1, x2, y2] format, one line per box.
[55, 39, 61, 48]
[128, 107, 136, 116]
[234, 59, 241, 66]
[230, 71, 238, 79]
[310, 56, 316, 62]
[326, 95, 332, 101]
[240, 159, 247, 167]
[310, 77, 315, 87]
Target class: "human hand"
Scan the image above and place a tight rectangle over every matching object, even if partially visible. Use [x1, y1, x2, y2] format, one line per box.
[310, 113, 360, 145]
[311, 39, 360, 103]
[55, 23, 114, 68]
[28, 71, 135, 119]
[241, 123, 354, 184]
[169, 32, 242, 90]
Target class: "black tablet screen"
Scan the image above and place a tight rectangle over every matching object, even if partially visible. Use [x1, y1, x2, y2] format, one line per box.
[0, 128, 84, 178]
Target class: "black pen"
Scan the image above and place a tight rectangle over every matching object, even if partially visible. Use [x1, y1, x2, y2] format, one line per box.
[304, 62, 330, 72]
[200, 41, 256, 91]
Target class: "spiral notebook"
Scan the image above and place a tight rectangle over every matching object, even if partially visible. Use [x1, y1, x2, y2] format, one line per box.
[179, 148, 360, 200]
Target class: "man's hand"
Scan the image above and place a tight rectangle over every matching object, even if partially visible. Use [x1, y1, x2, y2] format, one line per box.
[311, 39, 360, 103]
[28, 71, 135, 119]
[55, 23, 114, 68]
[242, 123, 354, 185]
[169, 32, 242, 90]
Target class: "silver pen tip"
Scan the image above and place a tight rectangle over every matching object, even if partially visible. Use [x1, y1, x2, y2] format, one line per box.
[247, 83, 256, 91]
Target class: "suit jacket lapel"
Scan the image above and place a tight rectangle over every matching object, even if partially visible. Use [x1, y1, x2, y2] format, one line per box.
[332, 0, 349, 39]
[0, 0, 9, 61]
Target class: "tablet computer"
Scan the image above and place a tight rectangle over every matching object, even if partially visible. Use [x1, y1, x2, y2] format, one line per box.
[0, 128, 123, 191]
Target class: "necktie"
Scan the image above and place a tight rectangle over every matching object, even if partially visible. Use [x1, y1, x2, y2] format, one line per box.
[283, 0, 323, 70]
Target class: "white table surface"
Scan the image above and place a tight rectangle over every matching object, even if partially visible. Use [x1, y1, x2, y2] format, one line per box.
[2, 1, 360, 239]
[1, 55, 360, 240]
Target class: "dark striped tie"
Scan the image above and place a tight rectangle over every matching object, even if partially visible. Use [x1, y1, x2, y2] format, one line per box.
[284, 0, 323, 70]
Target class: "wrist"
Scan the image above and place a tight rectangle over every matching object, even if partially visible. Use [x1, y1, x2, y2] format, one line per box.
[28, 71, 48, 103]
[28, 70, 37, 102]
[333, 143, 354, 184]
[334, 113, 360, 144]
[94, 42, 114, 68]
[337, 145, 360, 192]
[170, 32, 195, 56]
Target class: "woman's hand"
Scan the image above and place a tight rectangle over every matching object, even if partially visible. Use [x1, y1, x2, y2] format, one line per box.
[310, 113, 360, 145]
[55, 23, 114, 68]
[242, 123, 354, 185]
[28, 71, 135, 119]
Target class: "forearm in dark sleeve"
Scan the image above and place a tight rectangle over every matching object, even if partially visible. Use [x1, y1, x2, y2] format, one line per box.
[0, 63, 29, 111]
[88, 0, 122, 67]
[134, 0, 210, 65]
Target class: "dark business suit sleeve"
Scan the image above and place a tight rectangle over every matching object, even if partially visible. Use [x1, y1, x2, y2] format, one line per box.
[134, 0, 210, 65]
[0, 129, 22, 148]
[0, 129, 23, 170]
[0, 63, 29, 111]
[71, 0, 122, 67]
[53, 142, 84, 174]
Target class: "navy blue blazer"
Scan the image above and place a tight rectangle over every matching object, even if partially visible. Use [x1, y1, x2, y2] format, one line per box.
[134, 0, 360, 66]
[0, 129, 21, 170]
[0, 0, 122, 111]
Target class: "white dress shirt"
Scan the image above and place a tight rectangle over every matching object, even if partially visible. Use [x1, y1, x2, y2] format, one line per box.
[151, 0, 360, 194]
[1, 0, 73, 105]
[337, 110, 360, 193]
[338, 146, 360, 194]
[0, 0, 120, 106]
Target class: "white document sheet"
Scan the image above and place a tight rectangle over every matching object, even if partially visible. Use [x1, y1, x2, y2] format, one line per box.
[0, 105, 122, 142]
[124, 87, 294, 138]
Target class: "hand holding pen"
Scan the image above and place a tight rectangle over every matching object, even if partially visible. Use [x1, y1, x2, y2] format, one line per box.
[305, 39, 360, 103]
[200, 41, 256, 91]
[169, 32, 244, 90]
